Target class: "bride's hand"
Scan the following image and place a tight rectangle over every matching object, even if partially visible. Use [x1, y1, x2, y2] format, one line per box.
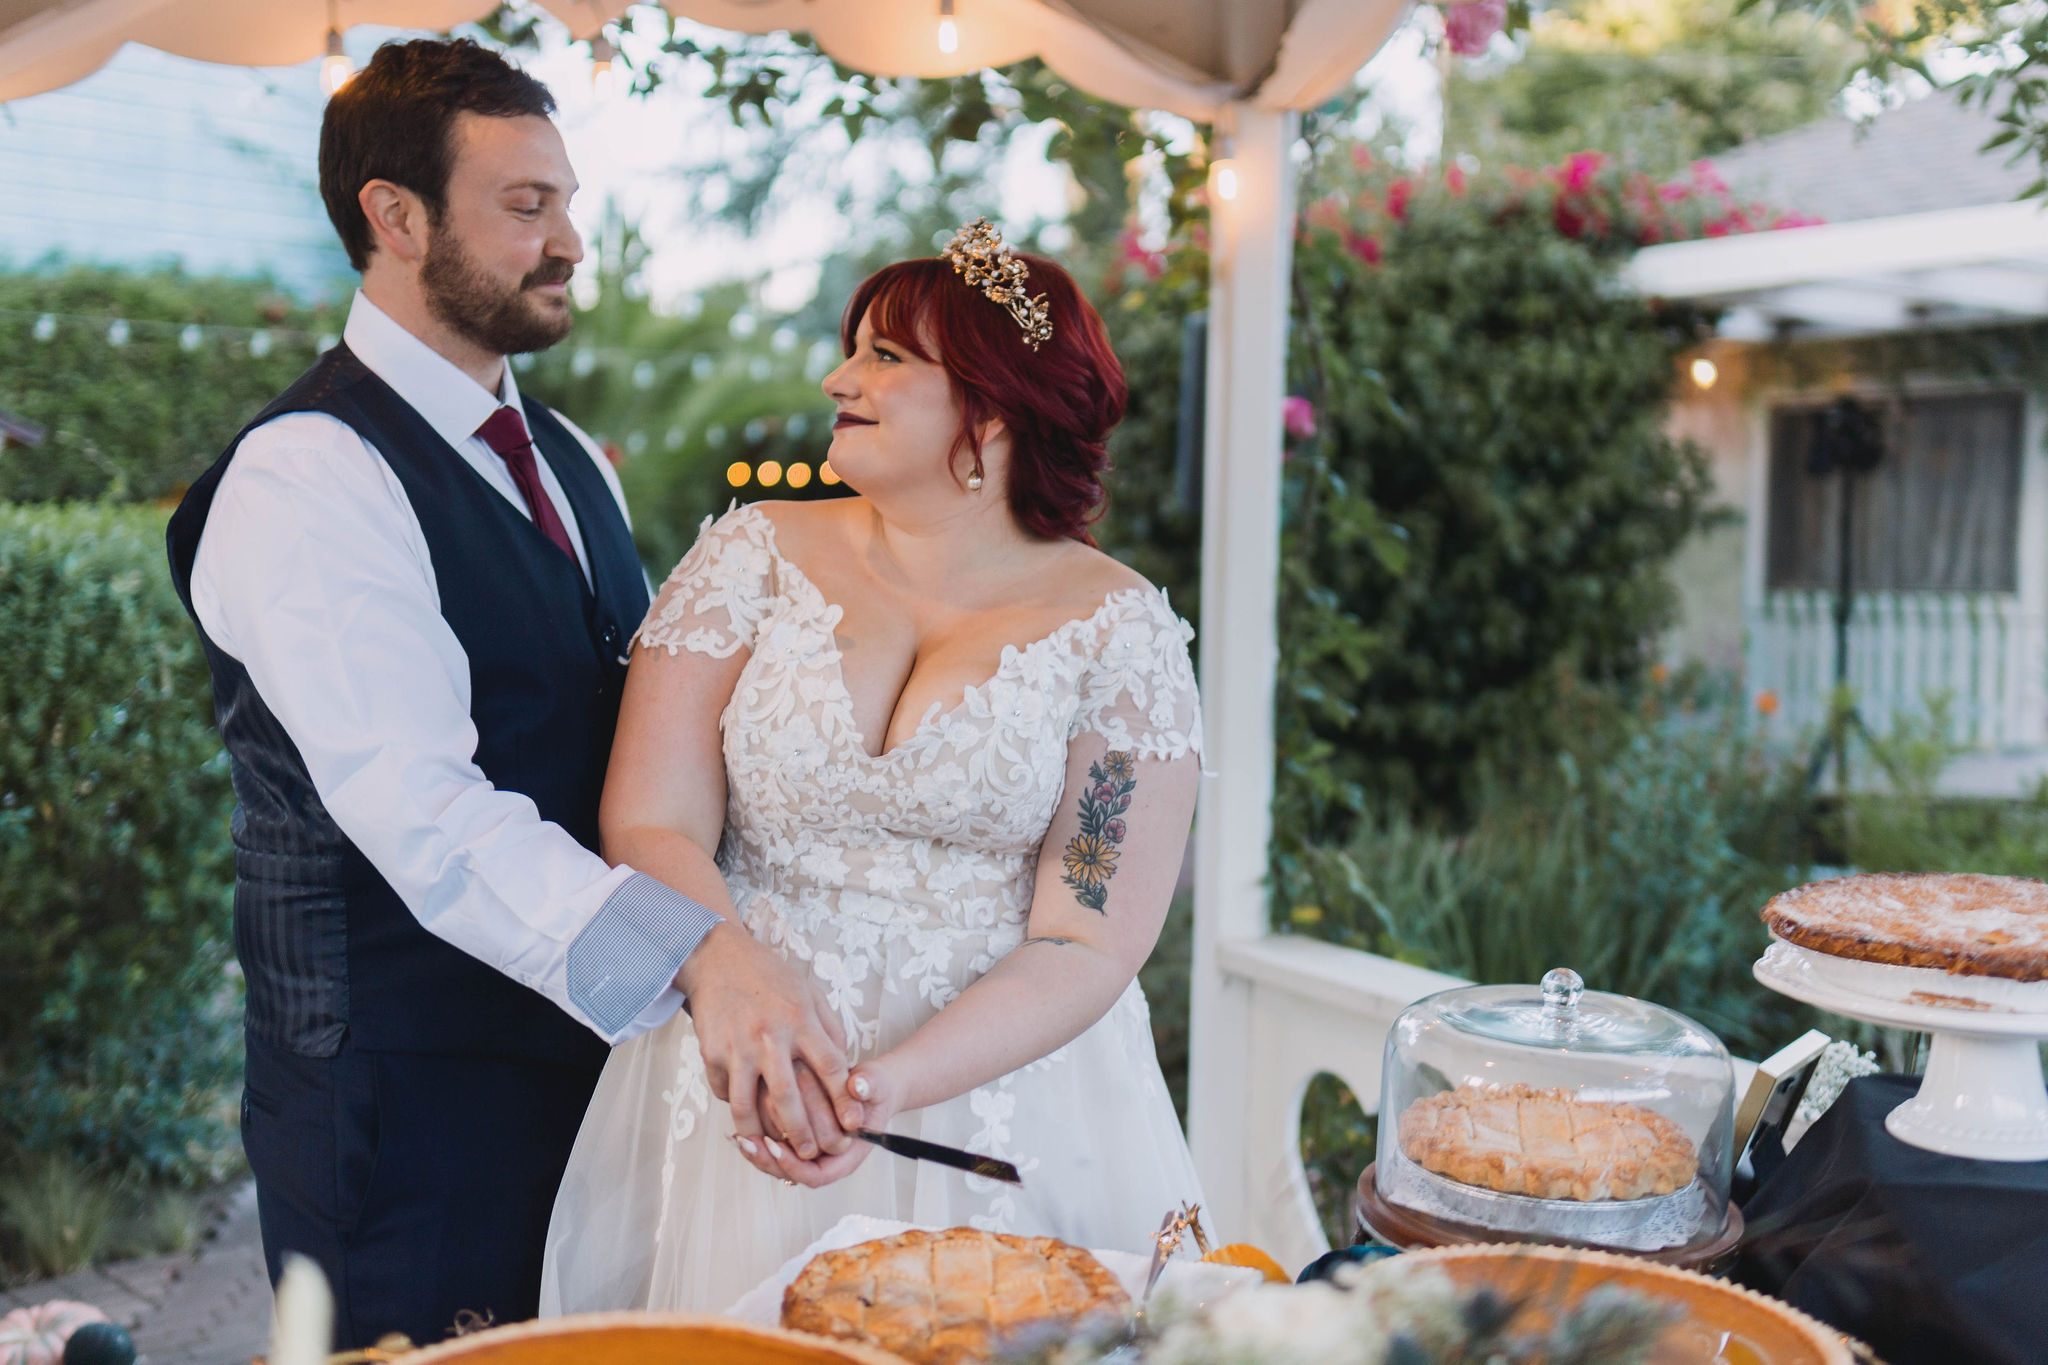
[749, 1060, 902, 1189]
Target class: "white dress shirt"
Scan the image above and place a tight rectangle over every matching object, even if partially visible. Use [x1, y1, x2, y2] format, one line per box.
[190, 291, 711, 1045]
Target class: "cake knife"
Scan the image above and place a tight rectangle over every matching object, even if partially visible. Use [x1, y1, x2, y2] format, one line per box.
[855, 1128, 1023, 1185]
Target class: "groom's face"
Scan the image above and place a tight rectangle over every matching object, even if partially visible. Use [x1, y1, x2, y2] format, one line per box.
[421, 112, 583, 357]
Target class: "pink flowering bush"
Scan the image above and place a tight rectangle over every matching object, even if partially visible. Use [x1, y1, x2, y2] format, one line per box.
[1298, 148, 1819, 260]
[1093, 142, 1820, 861]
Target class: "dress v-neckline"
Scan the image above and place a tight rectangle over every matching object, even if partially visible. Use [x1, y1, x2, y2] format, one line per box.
[743, 506, 1148, 764]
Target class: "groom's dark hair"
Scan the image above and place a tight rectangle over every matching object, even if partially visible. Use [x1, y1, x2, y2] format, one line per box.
[320, 38, 556, 271]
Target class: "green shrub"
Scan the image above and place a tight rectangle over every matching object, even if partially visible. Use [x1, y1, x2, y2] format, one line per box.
[0, 504, 240, 1184]
[1825, 696, 2048, 877]
[1292, 686, 1817, 1061]
[0, 264, 338, 503]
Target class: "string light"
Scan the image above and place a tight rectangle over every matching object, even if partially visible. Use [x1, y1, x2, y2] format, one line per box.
[590, 34, 618, 100]
[820, 462, 842, 486]
[1690, 357, 1719, 390]
[319, 1, 353, 97]
[937, 0, 959, 55]
[726, 461, 751, 487]
[786, 462, 813, 489]
[757, 460, 784, 488]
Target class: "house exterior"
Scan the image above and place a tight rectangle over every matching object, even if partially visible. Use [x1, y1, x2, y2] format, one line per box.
[1640, 92, 2048, 794]
[0, 41, 350, 297]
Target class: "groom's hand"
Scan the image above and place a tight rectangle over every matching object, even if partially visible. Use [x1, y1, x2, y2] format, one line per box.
[675, 920, 858, 1161]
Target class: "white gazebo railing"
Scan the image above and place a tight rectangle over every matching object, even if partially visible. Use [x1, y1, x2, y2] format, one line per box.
[1217, 937, 1469, 1271]
[1747, 591, 2048, 750]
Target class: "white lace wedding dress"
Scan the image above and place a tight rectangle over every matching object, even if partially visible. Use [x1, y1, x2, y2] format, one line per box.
[538, 503, 1207, 1315]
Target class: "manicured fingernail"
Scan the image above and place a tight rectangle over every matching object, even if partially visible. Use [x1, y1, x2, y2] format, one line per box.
[732, 1136, 758, 1156]
[799, 1143, 818, 1160]
[840, 1110, 860, 1129]
[764, 1137, 787, 1160]
[851, 1076, 872, 1099]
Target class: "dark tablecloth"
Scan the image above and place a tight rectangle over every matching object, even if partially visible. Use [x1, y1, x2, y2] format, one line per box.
[1733, 1074, 2048, 1365]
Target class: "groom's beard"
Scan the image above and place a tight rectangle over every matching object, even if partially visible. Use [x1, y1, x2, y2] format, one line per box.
[421, 231, 575, 358]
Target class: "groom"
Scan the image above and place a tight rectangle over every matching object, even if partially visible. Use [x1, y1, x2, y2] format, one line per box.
[166, 39, 852, 1349]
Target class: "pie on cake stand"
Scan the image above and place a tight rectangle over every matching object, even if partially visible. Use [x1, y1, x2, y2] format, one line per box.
[1755, 872, 2048, 1162]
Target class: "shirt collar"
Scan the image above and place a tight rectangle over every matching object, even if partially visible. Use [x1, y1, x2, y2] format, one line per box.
[342, 291, 522, 449]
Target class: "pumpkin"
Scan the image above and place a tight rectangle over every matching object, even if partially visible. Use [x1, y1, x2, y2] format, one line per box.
[0, 1302, 111, 1365]
[1200, 1243, 1292, 1284]
[59, 1323, 133, 1365]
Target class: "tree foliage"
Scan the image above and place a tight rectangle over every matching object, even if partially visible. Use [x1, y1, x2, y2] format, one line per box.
[1749, 0, 2048, 197]
[1448, 0, 1858, 173]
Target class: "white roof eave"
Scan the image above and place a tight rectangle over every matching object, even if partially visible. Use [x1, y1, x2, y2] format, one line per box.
[1627, 199, 2048, 339]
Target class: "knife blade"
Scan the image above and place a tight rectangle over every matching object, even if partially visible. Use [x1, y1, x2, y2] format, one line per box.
[855, 1128, 1022, 1185]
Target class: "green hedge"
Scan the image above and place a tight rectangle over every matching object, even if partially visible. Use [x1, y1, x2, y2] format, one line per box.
[0, 504, 240, 1183]
[0, 265, 338, 504]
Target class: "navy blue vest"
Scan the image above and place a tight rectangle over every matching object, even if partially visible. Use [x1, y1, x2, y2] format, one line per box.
[166, 345, 647, 1064]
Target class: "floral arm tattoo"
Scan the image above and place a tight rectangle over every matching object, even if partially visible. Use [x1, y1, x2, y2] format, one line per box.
[1059, 750, 1136, 913]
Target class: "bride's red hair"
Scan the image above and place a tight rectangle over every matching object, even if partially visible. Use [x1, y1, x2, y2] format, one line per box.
[840, 251, 1126, 543]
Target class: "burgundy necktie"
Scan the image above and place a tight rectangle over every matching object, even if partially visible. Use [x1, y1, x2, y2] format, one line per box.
[475, 405, 578, 565]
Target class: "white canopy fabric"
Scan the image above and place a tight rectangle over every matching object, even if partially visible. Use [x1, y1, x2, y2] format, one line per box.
[0, 0, 1408, 117]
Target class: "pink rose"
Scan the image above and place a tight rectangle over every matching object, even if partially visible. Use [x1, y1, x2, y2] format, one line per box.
[1344, 231, 1382, 266]
[1561, 150, 1605, 194]
[1443, 0, 1506, 56]
[1385, 177, 1415, 222]
[1282, 396, 1318, 440]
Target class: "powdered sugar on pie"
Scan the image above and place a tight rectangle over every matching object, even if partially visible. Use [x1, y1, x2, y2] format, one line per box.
[1762, 872, 2048, 982]
[1398, 1084, 1697, 1202]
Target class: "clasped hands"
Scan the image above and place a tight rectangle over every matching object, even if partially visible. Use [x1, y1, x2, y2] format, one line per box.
[673, 919, 896, 1188]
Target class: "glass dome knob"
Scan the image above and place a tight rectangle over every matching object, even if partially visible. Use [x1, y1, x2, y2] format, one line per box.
[1540, 967, 1584, 1016]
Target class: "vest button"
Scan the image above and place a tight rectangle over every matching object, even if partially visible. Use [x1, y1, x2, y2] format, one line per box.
[602, 622, 621, 647]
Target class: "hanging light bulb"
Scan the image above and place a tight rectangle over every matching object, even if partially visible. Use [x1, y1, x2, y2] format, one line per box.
[320, 29, 353, 96]
[319, 1, 353, 98]
[590, 34, 618, 100]
[937, 0, 959, 55]
[1207, 131, 1240, 203]
[1690, 356, 1719, 390]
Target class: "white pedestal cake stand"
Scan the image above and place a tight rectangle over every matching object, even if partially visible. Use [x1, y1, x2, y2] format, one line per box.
[1754, 941, 2048, 1162]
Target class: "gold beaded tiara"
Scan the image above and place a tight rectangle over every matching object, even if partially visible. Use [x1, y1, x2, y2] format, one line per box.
[941, 218, 1054, 351]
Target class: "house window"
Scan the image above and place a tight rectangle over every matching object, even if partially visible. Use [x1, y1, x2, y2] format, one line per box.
[1765, 392, 2023, 594]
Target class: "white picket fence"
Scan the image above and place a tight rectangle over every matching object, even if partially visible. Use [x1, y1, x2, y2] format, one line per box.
[1746, 590, 2048, 749]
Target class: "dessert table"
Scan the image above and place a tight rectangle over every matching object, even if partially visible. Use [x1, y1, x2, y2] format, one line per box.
[1733, 1075, 2048, 1365]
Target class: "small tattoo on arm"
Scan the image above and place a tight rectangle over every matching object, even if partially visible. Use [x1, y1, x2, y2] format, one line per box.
[1060, 750, 1136, 914]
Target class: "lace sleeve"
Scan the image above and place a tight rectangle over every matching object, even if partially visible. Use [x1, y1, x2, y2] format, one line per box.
[633, 504, 776, 659]
[1070, 589, 1204, 762]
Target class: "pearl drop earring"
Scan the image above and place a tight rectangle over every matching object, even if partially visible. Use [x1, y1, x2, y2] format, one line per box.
[967, 471, 984, 492]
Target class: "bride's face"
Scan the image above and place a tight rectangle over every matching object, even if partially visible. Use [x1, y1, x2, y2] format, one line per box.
[822, 313, 970, 497]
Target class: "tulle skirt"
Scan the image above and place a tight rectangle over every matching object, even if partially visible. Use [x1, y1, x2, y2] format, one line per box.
[538, 976, 1203, 1315]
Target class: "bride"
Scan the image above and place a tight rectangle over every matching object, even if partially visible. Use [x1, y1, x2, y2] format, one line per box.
[540, 222, 1206, 1315]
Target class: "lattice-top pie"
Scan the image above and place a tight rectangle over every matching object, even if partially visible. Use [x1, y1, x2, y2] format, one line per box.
[1400, 1084, 1698, 1202]
[781, 1228, 1131, 1365]
[1763, 872, 2048, 981]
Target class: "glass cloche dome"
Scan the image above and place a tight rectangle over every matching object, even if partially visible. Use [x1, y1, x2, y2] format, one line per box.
[1374, 968, 1736, 1252]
